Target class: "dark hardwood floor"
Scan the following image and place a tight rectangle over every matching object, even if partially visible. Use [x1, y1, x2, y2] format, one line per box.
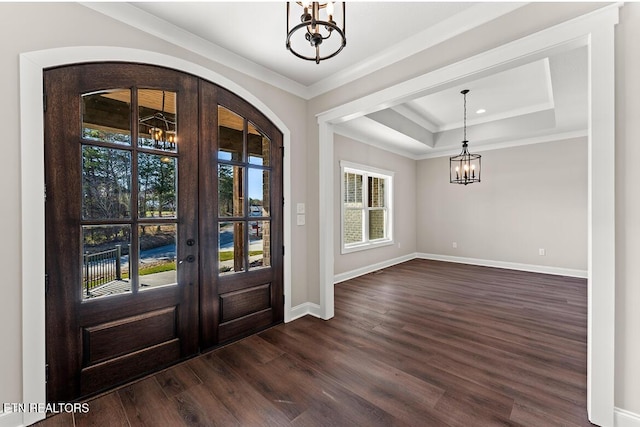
[36, 259, 592, 426]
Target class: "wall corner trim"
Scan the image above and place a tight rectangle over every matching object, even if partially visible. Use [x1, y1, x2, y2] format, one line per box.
[289, 302, 322, 321]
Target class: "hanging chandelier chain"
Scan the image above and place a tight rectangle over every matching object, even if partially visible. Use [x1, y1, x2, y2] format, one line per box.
[463, 91, 467, 141]
[461, 89, 469, 142]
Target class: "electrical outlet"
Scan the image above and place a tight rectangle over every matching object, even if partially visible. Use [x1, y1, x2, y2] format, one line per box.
[539, 248, 546, 256]
[452, 242, 457, 249]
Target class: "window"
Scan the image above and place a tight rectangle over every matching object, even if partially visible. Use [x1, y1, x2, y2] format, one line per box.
[340, 161, 394, 253]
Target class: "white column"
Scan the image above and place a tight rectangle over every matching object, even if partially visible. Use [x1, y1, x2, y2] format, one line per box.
[587, 23, 616, 427]
[318, 121, 335, 319]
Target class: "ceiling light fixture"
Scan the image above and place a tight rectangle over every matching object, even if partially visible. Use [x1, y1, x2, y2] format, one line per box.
[139, 91, 177, 151]
[286, 1, 346, 64]
[450, 89, 481, 185]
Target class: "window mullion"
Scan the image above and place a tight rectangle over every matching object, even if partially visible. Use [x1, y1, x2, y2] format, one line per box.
[363, 173, 369, 243]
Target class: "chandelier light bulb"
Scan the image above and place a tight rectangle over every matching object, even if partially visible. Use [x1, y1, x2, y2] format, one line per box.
[327, 1, 334, 18]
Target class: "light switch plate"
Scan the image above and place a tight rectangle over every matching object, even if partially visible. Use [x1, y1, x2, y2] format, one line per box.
[296, 203, 305, 214]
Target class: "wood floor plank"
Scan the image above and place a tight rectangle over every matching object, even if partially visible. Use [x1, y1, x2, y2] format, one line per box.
[187, 354, 292, 426]
[118, 377, 188, 427]
[33, 412, 74, 427]
[74, 392, 128, 427]
[172, 383, 240, 427]
[36, 259, 592, 427]
[155, 363, 203, 399]
[265, 318, 448, 425]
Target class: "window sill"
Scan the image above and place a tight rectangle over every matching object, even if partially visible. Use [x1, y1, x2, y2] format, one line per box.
[341, 239, 394, 254]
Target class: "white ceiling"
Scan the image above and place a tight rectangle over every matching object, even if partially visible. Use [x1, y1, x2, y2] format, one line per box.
[85, 2, 588, 159]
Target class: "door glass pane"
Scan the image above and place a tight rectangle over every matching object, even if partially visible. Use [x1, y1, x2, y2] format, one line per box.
[218, 164, 244, 217]
[82, 89, 131, 145]
[219, 221, 245, 275]
[369, 210, 386, 240]
[248, 122, 270, 166]
[138, 90, 177, 152]
[82, 225, 131, 300]
[218, 106, 244, 161]
[249, 221, 270, 270]
[82, 146, 131, 220]
[248, 168, 269, 217]
[139, 224, 177, 290]
[138, 153, 177, 219]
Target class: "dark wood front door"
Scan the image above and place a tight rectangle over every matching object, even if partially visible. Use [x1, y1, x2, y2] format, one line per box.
[198, 82, 284, 349]
[44, 63, 283, 403]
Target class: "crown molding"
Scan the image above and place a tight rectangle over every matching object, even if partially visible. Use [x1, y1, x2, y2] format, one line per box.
[80, 2, 310, 99]
[81, 2, 527, 100]
[306, 2, 528, 99]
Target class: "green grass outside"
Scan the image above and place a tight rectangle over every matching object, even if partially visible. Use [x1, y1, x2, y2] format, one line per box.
[219, 250, 263, 261]
[121, 260, 177, 279]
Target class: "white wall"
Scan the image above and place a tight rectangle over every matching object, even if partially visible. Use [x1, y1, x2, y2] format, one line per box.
[0, 2, 308, 413]
[416, 138, 588, 272]
[333, 134, 417, 276]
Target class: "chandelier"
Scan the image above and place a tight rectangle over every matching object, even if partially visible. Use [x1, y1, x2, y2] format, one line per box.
[286, 2, 346, 64]
[450, 89, 481, 185]
[139, 91, 177, 151]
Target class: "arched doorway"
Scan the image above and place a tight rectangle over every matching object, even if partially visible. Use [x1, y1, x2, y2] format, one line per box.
[44, 62, 284, 402]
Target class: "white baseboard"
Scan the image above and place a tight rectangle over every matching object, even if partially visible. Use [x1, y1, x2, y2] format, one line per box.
[0, 411, 24, 427]
[333, 253, 416, 284]
[289, 302, 322, 321]
[416, 253, 588, 279]
[615, 407, 640, 427]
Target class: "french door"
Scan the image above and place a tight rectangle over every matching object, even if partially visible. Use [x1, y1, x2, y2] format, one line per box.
[44, 63, 283, 402]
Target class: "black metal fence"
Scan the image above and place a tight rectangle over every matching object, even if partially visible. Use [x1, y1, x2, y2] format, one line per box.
[83, 245, 126, 296]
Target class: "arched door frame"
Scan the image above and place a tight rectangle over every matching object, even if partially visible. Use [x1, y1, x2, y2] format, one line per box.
[316, 5, 618, 426]
[19, 47, 292, 426]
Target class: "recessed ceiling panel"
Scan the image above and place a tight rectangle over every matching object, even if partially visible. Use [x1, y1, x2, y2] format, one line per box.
[409, 58, 554, 130]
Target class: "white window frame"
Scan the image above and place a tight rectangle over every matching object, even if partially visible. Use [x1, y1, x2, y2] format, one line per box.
[340, 160, 394, 254]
